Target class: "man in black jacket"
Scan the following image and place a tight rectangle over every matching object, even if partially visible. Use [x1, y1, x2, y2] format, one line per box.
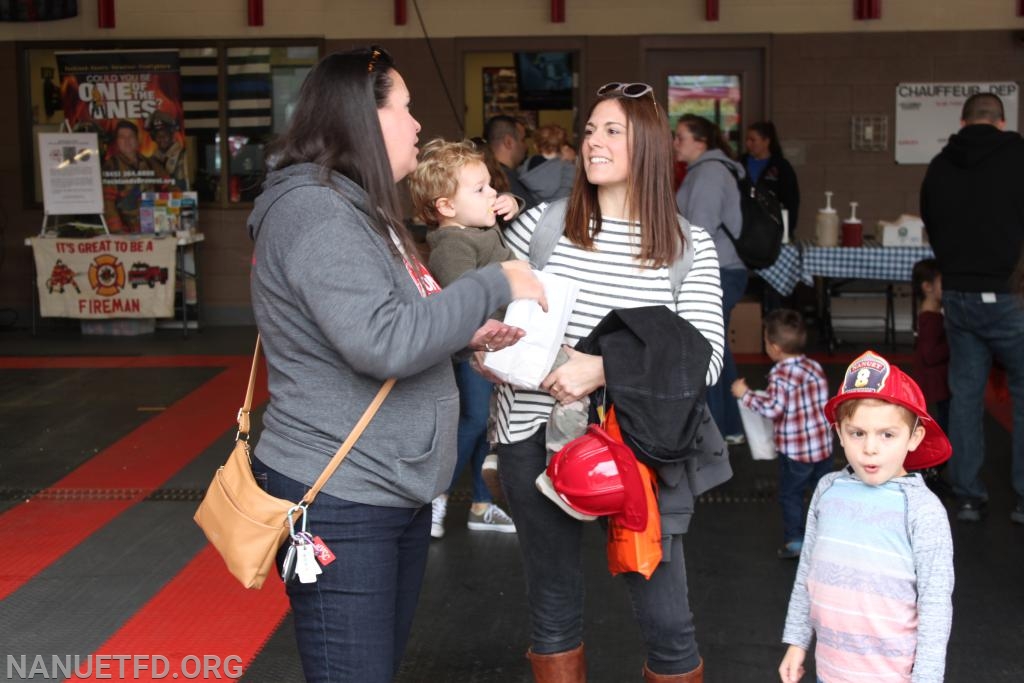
[920, 92, 1024, 525]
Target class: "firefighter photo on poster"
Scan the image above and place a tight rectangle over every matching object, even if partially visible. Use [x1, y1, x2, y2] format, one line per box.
[56, 50, 188, 233]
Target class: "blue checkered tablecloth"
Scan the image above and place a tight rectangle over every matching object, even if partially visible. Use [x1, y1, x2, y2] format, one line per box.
[755, 241, 935, 295]
[755, 244, 801, 295]
[798, 241, 935, 285]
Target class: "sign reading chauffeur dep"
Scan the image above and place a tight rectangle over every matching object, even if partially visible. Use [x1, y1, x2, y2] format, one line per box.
[895, 82, 1018, 164]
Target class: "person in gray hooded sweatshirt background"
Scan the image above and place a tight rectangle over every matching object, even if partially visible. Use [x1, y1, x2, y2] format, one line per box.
[517, 123, 576, 203]
[246, 46, 546, 683]
[673, 114, 747, 445]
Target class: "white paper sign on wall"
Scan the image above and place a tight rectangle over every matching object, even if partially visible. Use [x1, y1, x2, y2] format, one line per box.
[895, 82, 1018, 165]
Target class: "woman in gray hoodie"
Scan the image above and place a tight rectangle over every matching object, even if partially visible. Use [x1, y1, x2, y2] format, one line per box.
[674, 114, 747, 444]
[247, 46, 545, 683]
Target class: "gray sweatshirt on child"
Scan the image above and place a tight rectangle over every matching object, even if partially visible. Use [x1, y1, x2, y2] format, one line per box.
[783, 469, 953, 683]
[247, 163, 511, 507]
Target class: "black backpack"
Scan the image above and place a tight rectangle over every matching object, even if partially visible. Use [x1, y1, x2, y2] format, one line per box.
[715, 161, 784, 269]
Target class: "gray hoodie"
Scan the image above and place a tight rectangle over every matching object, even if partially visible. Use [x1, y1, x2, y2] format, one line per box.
[675, 149, 745, 270]
[517, 157, 574, 203]
[247, 163, 511, 507]
[783, 468, 953, 683]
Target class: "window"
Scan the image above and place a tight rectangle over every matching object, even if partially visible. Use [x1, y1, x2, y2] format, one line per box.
[20, 40, 321, 209]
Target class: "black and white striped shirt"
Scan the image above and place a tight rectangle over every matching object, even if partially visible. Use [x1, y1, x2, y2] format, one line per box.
[494, 204, 725, 445]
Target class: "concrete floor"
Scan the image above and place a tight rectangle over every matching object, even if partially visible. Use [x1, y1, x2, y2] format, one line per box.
[1, 324, 1022, 682]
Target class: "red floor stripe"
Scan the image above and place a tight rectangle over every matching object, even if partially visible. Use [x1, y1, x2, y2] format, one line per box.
[0, 499, 136, 600]
[0, 359, 267, 600]
[71, 546, 290, 682]
[985, 380, 1013, 432]
[57, 360, 261, 490]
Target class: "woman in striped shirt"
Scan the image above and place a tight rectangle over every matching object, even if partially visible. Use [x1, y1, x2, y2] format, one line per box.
[491, 83, 725, 683]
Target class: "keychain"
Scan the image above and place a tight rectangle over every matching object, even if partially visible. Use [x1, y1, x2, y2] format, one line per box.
[295, 533, 322, 583]
[282, 503, 334, 583]
[282, 504, 311, 584]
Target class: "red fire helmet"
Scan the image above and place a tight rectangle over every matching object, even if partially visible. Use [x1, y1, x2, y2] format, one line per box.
[824, 350, 952, 470]
[547, 424, 648, 531]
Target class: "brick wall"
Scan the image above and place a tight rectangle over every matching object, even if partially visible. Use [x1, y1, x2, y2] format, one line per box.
[771, 30, 1023, 239]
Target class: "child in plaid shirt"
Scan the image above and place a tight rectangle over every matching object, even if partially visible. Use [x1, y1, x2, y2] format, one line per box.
[732, 309, 832, 559]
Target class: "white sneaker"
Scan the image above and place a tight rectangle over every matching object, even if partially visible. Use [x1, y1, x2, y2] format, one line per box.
[430, 494, 448, 539]
[467, 503, 516, 533]
[724, 433, 747, 446]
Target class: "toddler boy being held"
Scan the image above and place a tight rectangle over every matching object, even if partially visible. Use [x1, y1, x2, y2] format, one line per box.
[779, 351, 954, 683]
[410, 138, 521, 288]
[732, 309, 832, 559]
[408, 138, 522, 538]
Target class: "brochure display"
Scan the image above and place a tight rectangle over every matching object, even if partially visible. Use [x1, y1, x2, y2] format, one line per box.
[27, 49, 200, 334]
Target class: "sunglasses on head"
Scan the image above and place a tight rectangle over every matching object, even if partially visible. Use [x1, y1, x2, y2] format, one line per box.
[367, 46, 386, 73]
[597, 82, 654, 99]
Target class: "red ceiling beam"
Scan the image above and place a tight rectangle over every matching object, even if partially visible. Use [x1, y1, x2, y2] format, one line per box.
[395, 0, 406, 25]
[247, 0, 264, 26]
[98, 0, 115, 28]
[706, 0, 719, 21]
[854, 0, 881, 19]
[551, 0, 565, 23]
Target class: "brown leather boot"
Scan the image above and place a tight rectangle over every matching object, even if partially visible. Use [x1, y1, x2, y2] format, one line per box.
[526, 643, 586, 682]
[642, 658, 703, 682]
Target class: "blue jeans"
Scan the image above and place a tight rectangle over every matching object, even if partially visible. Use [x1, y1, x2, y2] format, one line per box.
[778, 456, 834, 543]
[708, 268, 749, 437]
[451, 360, 493, 503]
[497, 429, 701, 674]
[253, 457, 431, 683]
[944, 291, 1024, 502]
[931, 398, 950, 437]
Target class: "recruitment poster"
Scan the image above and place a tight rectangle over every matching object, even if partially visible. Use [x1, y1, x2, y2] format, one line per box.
[56, 50, 188, 232]
[895, 81, 1018, 164]
[29, 235, 177, 319]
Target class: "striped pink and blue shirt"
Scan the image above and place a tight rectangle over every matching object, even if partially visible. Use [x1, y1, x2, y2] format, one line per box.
[783, 469, 954, 682]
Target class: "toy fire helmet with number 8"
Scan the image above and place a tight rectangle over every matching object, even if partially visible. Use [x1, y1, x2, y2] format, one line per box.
[824, 350, 952, 470]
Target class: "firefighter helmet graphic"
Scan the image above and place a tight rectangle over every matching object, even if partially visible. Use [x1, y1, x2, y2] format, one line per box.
[88, 254, 126, 296]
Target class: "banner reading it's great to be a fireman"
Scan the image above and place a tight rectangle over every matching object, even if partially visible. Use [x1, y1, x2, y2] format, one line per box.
[29, 236, 177, 319]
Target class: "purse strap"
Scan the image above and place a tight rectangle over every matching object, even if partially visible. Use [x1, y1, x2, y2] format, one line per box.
[236, 334, 396, 507]
[302, 375, 395, 505]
